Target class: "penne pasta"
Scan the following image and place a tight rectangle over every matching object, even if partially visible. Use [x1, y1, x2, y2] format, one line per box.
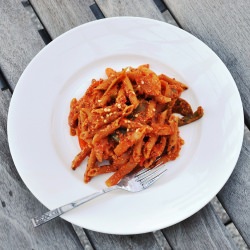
[123, 76, 139, 108]
[114, 127, 147, 156]
[105, 159, 138, 187]
[68, 65, 204, 185]
[92, 118, 121, 145]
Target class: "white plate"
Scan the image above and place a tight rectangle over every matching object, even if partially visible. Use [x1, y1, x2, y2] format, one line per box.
[8, 17, 244, 234]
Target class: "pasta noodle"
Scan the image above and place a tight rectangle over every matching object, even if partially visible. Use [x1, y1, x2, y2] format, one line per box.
[68, 64, 204, 186]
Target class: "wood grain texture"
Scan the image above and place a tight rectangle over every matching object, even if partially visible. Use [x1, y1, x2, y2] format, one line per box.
[217, 126, 250, 247]
[211, 197, 230, 224]
[226, 223, 248, 250]
[95, 0, 165, 21]
[96, 0, 178, 26]
[163, 0, 250, 126]
[85, 231, 162, 250]
[29, 0, 96, 39]
[0, 91, 84, 249]
[0, 0, 45, 91]
[72, 225, 94, 250]
[162, 204, 237, 249]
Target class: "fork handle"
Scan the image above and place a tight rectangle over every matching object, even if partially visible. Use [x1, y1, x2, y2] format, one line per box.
[31, 185, 119, 227]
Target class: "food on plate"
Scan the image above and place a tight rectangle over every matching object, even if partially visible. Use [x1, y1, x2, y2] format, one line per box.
[68, 64, 204, 186]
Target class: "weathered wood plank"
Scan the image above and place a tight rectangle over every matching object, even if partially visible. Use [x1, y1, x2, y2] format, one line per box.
[72, 225, 94, 250]
[85, 231, 163, 250]
[95, 0, 178, 26]
[0, 0, 44, 91]
[162, 204, 237, 249]
[211, 197, 230, 224]
[163, 0, 250, 127]
[0, 91, 84, 249]
[95, 0, 165, 21]
[226, 223, 248, 250]
[217, 126, 250, 247]
[29, 0, 96, 39]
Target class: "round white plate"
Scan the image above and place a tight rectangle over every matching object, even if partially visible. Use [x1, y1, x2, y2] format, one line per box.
[8, 17, 244, 234]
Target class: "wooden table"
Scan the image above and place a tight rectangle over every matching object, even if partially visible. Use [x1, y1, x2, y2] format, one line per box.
[1, 1, 249, 249]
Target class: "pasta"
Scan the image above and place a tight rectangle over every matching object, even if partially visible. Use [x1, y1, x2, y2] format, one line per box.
[68, 64, 204, 186]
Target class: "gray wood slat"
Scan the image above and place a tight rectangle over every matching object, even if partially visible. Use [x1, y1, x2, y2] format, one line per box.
[0, 0, 89, 249]
[72, 225, 94, 250]
[29, 0, 96, 39]
[163, 0, 250, 127]
[95, 0, 178, 26]
[217, 126, 250, 246]
[0, 91, 83, 250]
[95, 0, 165, 21]
[0, 0, 44, 91]
[95, 0, 180, 33]
[85, 231, 164, 250]
[162, 204, 237, 249]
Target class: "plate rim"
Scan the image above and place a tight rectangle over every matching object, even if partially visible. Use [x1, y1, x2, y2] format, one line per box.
[7, 16, 244, 234]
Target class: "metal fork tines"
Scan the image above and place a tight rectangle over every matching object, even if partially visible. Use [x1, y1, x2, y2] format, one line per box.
[135, 165, 168, 189]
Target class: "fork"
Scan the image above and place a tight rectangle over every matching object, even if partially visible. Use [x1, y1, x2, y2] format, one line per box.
[31, 162, 167, 227]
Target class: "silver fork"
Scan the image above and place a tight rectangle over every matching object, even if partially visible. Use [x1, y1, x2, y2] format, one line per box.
[31, 162, 167, 227]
